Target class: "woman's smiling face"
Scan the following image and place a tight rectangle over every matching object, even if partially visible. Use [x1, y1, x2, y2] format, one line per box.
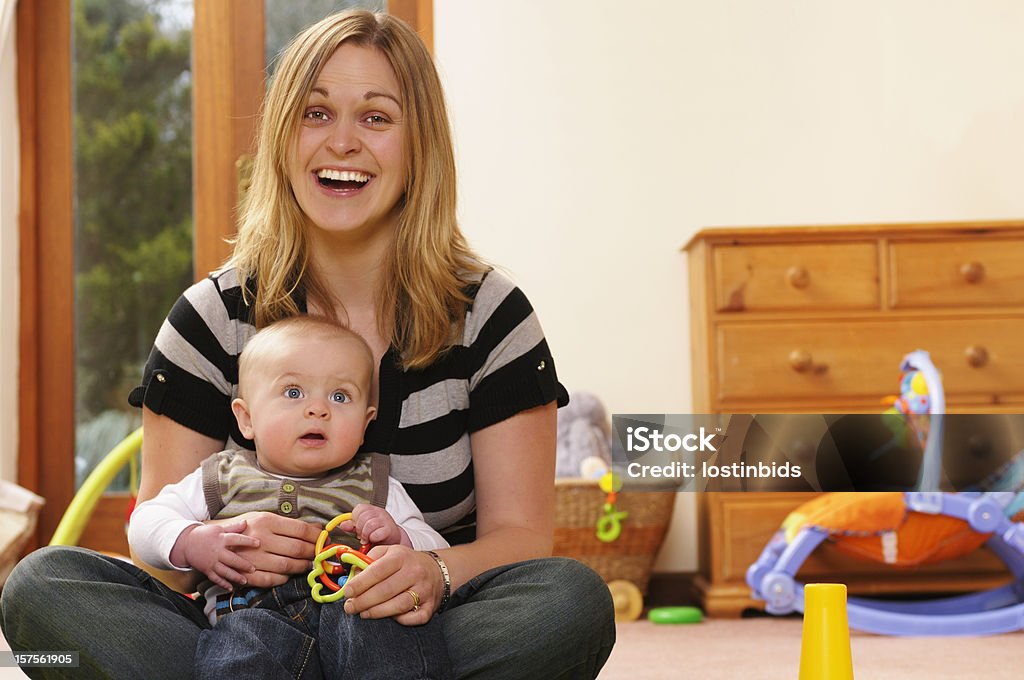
[288, 43, 406, 240]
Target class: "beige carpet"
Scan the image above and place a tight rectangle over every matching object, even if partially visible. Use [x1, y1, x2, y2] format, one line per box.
[600, 618, 1024, 679]
[4, 613, 1024, 678]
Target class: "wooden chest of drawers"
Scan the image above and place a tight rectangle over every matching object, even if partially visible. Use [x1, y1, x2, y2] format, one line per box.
[687, 221, 1024, 414]
[684, 221, 1024, 617]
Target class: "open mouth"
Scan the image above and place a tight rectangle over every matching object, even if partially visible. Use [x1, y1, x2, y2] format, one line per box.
[300, 432, 326, 443]
[316, 168, 371, 192]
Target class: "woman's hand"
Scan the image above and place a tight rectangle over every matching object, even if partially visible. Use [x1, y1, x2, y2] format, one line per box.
[208, 511, 322, 588]
[341, 545, 444, 626]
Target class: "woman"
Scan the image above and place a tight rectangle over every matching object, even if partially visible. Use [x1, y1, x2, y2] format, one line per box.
[1, 10, 614, 679]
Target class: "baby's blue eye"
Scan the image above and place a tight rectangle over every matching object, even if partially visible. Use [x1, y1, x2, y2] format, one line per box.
[285, 387, 303, 399]
[331, 391, 349, 403]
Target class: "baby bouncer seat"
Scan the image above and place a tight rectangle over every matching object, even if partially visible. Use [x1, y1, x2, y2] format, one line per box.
[745, 351, 1024, 636]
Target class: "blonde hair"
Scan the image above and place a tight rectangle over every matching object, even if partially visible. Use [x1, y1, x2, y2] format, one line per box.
[231, 10, 487, 369]
[237, 316, 375, 399]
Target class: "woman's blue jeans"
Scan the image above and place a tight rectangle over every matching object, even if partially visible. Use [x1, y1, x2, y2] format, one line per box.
[0, 547, 615, 679]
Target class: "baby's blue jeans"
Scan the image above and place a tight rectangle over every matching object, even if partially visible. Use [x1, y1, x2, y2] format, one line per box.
[197, 575, 452, 679]
[1, 547, 615, 679]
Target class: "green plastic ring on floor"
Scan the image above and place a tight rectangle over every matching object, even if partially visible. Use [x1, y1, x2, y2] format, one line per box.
[647, 606, 704, 624]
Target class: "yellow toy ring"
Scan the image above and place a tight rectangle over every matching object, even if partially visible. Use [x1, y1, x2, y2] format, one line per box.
[308, 513, 376, 604]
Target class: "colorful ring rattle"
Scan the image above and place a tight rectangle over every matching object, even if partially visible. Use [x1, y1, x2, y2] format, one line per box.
[307, 512, 375, 603]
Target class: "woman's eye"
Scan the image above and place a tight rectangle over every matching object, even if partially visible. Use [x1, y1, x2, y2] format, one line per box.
[330, 391, 349, 403]
[364, 114, 388, 126]
[285, 387, 303, 399]
[304, 109, 329, 122]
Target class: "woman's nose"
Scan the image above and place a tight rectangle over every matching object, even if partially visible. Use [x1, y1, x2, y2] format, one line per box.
[327, 119, 361, 156]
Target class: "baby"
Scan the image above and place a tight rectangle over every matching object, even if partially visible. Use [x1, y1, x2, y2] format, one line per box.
[129, 315, 448, 622]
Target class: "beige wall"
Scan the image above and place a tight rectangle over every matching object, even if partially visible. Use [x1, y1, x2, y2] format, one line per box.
[1, 1, 18, 485]
[434, 0, 1024, 571]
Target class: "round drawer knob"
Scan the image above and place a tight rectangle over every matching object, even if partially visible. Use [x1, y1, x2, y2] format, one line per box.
[788, 349, 813, 373]
[960, 261, 985, 284]
[786, 266, 810, 289]
[965, 345, 989, 368]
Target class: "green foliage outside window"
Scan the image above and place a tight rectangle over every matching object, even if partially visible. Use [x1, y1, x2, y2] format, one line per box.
[74, 0, 192, 485]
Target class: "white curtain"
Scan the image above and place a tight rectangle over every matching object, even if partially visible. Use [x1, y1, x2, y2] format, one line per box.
[0, 0, 20, 483]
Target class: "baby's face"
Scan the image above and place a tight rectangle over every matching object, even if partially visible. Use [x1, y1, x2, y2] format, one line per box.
[234, 334, 376, 476]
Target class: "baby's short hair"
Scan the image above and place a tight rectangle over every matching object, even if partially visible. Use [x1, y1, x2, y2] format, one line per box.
[238, 316, 374, 395]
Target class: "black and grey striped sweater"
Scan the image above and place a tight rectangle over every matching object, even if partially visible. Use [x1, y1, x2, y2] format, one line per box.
[129, 266, 567, 545]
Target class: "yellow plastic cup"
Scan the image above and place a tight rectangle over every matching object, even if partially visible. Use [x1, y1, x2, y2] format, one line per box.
[799, 583, 854, 680]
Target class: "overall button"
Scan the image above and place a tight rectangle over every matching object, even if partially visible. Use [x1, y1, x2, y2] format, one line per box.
[280, 501, 293, 514]
[282, 482, 295, 493]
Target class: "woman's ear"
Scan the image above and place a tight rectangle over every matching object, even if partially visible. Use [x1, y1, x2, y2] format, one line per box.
[232, 398, 255, 439]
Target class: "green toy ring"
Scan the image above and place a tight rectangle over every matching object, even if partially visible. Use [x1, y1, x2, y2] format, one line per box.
[647, 606, 703, 624]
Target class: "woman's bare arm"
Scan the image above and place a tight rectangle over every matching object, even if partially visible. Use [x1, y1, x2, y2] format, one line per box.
[444, 401, 557, 582]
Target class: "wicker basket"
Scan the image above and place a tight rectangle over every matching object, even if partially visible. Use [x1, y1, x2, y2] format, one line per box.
[552, 478, 676, 594]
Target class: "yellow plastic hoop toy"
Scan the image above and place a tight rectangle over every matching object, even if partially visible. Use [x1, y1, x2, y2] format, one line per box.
[307, 512, 376, 603]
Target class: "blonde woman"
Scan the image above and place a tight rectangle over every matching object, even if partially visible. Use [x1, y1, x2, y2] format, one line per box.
[1, 10, 614, 680]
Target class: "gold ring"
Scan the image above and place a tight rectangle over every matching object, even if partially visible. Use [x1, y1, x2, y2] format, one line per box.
[407, 589, 421, 612]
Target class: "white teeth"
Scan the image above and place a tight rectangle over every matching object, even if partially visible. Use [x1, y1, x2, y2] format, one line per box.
[316, 169, 371, 183]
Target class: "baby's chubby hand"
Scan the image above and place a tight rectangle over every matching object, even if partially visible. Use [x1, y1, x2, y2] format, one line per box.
[337, 504, 411, 547]
[170, 518, 261, 590]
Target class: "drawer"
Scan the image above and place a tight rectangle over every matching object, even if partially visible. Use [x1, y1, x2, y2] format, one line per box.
[717, 318, 1024, 403]
[712, 242, 879, 312]
[711, 493, 815, 582]
[890, 238, 1024, 308]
